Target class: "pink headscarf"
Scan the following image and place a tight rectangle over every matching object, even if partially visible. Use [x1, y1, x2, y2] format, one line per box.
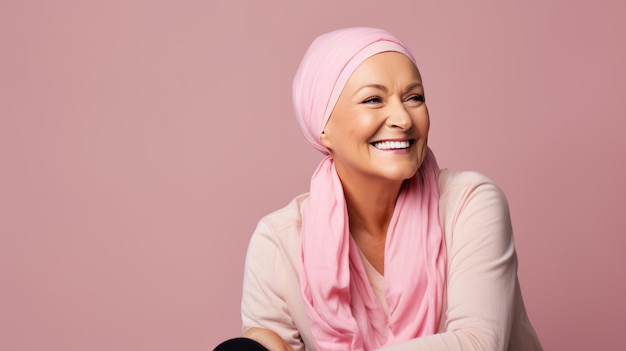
[293, 27, 446, 350]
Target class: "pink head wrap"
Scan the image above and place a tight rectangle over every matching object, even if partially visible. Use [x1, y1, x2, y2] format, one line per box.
[293, 27, 414, 154]
[293, 27, 446, 350]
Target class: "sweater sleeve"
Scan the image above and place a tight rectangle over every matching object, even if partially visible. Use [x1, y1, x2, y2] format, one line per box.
[241, 220, 306, 351]
[378, 175, 518, 351]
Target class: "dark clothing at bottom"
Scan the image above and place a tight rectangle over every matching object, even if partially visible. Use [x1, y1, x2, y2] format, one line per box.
[213, 337, 269, 351]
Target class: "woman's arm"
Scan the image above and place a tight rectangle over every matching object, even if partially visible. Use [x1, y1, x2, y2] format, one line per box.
[241, 221, 305, 351]
[379, 176, 525, 351]
[242, 327, 294, 351]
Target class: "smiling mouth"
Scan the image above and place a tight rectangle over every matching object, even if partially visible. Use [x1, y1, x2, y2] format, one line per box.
[371, 140, 414, 150]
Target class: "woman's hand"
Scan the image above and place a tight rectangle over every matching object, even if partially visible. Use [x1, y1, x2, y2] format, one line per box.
[242, 327, 295, 351]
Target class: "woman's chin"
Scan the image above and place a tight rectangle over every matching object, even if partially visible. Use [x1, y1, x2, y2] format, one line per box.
[378, 165, 419, 182]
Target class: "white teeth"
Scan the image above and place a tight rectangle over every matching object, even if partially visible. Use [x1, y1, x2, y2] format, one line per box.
[372, 140, 410, 150]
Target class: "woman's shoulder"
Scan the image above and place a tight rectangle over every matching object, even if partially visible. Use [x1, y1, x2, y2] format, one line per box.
[438, 168, 499, 190]
[438, 168, 506, 196]
[257, 193, 309, 232]
[438, 168, 509, 216]
[249, 193, 309, 255]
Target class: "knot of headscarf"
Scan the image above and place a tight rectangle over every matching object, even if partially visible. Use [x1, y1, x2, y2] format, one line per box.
[292, 27, 447, 350]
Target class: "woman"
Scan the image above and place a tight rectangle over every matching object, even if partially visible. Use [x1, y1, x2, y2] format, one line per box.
[216, 27, 542, 351]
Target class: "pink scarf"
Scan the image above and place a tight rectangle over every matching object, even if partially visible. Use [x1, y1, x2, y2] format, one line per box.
[293, 27, 447, 350]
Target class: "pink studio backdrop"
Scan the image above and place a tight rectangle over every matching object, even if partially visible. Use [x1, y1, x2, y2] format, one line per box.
[2, 1, 625, 350]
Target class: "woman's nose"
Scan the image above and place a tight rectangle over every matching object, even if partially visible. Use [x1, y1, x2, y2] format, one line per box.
[385, 101, 412, 130]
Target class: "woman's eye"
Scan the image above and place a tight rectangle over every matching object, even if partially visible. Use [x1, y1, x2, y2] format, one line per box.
[362, 97, 382, 104]
[407, 94, 425, 103]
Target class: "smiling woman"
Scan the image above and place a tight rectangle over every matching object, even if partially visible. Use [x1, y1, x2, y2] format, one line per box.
[321, 52, 430, 207]
[214, 27, 543, 351]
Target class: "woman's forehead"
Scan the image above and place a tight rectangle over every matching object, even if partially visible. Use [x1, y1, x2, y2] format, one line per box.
[345, 52, 422, 88]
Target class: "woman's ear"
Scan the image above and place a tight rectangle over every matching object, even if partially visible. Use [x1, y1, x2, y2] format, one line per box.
[319, 129, 333, 150]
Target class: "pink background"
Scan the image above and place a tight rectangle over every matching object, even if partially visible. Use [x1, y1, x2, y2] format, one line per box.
[2, 1, 625, 350]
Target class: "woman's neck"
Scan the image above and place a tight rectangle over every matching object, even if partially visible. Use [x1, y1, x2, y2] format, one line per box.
[338, 172, 404, 275]
[339, 173, 404, 240]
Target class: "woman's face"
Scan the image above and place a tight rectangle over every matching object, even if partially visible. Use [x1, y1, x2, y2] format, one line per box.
[320, 51, 429, 184]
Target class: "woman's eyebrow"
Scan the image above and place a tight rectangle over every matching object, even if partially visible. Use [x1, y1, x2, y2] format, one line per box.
[355, 84, 388, 94]
[354, 82, 423, 95]
[403, 81, 423, 94]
